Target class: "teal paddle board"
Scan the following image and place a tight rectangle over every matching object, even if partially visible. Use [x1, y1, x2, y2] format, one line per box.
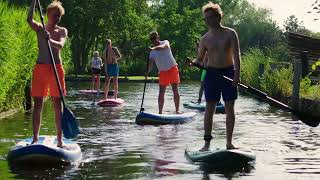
[185, 141, 255, 168]
[183, 101, 225, 113]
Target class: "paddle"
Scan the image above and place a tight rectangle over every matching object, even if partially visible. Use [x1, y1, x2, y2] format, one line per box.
[36, 0, 79, 138]
[140, 55, 150, 113]
[188, 59, 320, 127]
[91, 89, 100, 105]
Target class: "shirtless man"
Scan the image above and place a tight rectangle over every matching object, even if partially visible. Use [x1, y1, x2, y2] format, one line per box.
[103, 39, 122, 99]
[192, 2, 241, 151]
[27, 0, 68, 147]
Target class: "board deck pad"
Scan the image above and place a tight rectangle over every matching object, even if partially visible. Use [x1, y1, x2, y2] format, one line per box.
[136, 111, 196, 125]
[7, 136, 82, 165]
[185, 140, 255, 168]
[77, 89, 114, 96]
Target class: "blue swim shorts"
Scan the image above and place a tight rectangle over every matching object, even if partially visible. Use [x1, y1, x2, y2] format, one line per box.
[204, 66, 238, 102]
[105, 64, 119, 77]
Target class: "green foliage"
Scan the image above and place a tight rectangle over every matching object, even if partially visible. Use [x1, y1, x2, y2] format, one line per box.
[241, 48, 293, 98]
[0, 1, 37, 112]
[240, 48, 269, 87]
[311, 60, 320, 71]
[260, 67, 293, 98]
[300, 77, 320, 100]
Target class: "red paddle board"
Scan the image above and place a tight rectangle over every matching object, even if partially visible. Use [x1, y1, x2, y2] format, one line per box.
[97, 98, 124, 107]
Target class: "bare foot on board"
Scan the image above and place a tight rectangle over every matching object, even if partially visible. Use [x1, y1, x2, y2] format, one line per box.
[30, 139, 38, 145]
[226, 143, 239, 150]
[57, 141, 64, 148]
[199, 144, 210, 152]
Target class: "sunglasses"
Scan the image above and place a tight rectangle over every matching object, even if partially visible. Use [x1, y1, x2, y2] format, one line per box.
[203, 13, 220, 21]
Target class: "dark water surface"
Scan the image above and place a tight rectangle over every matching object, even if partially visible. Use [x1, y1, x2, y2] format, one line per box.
[1, 82, 320, 179]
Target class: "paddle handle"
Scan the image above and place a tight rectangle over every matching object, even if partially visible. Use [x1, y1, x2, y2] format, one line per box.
[36, 0, 66, 107]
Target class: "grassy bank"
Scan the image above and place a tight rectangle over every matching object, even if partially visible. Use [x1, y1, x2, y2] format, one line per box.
[0, 1, 37, 112]
[241, 48, 320, 101]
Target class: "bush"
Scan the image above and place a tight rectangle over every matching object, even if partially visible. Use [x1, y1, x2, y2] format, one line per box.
[300, 77, 320, 100]
[0, 1, 37, 112]
[260, 67, 293, 98]
[241, 48, 270, 88]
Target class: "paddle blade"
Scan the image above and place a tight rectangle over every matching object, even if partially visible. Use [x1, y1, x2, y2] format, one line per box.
[62, 107, 79, 139]
[291, 111, 320, 127]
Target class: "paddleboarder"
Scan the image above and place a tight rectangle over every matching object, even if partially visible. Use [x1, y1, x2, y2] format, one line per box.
[27, 0, 68, 147]
[103, 39, 122, 99]
[146, 31, 182, 114]
[91, 51, 103, 91]
[191, 2, 241, 151]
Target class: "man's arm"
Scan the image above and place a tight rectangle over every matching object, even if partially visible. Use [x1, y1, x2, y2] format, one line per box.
[150, 40, 169, 50]
[230, 30, 241, 84]
[50, 28, 68, 50]
[114, 47, 122, 61]
[27, 0, 41, 31]
[193, 38, 206, 66]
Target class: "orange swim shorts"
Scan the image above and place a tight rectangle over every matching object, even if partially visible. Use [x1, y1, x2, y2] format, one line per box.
[159, 65, 180, 86]
[31, 64, 66, 97]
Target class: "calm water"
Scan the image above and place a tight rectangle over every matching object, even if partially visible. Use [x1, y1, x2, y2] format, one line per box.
[1, 81, 320, 179]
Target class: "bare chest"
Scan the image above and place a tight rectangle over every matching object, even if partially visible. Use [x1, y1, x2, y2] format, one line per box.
[48, 29, 62, 41]
[205, 34, 231, 51]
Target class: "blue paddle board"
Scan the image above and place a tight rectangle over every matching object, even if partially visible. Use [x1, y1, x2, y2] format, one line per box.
[136, 112, 196, 125]
[183, 101, 225, 113]
[7, 136, 82, 165]
[185, 142, 255, 168]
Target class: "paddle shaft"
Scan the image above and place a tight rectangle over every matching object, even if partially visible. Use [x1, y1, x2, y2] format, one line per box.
[92, 89, 100, 105]
[36, 0, 66, 108]
[189, 61, 293, 112]
[140, 56, 150, 113]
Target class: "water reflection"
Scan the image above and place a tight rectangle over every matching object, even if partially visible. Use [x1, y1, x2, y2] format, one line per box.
[0, 82, 320, 179]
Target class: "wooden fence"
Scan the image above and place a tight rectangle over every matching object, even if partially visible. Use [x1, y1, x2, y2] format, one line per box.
[288, 32, 320, 83]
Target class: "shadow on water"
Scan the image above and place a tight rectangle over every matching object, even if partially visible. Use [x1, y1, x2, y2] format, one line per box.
[8, 163, 78, 179]
[199, 162, 255, 179]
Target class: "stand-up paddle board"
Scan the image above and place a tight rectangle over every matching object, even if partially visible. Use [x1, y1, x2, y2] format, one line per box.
[97, 98, 124, 107]
[136, 112, 196, 125]
[185, 141, 255, 168]
[77, 89, 114, 96]
[7, 136, 82, 165]
[183, 102, 225, 113]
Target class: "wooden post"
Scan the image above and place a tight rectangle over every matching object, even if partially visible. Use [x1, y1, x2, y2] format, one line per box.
[258, 63, 265, 78]
[301, 51, 308, 78]
[292, 59, 302, 109]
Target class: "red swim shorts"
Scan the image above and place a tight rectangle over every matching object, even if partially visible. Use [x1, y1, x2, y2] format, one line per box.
[159, 65, 180, 86]
[31, 64, 66, 97]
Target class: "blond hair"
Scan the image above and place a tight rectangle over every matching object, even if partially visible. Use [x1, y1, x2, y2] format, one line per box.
[93, 51, 99, 56]
[47, 0, 65, 16]
[106, 39, 112, 45]
[149, 31, 159, 39]
[202, 2, 223, 19]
